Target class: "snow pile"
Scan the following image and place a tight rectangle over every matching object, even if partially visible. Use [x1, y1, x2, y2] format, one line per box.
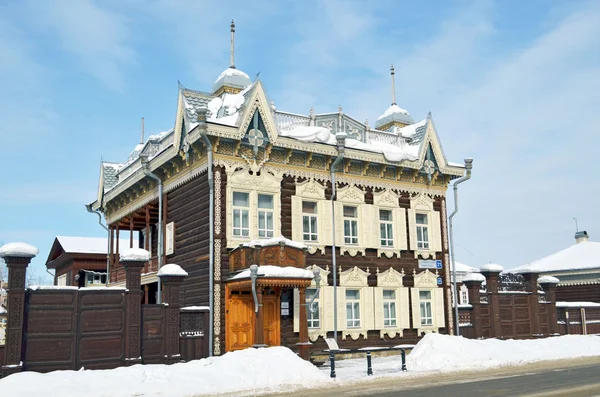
[408, 333, 600, 372]
[242, 235, 307, 250]
[0, 346, 329, 397]
[119, 248, 150, 262]
[538, 275, 560, 284]
[231, 265, 314, 280]
[377, 104, 410, 120]
[462, 272, 486, 282]
[0, 242, 39, 258]
[157, 264, 188, 277]
[480, 263, 504, 272]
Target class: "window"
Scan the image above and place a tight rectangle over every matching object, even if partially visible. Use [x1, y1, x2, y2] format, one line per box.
[232, 192, 250, 237]
[257, 194, 274, 238]
[302, 201, 318, 241]
[419, 290, 433, 326]
[86, 273, 107, 285]
[383, 289, 397, 327]
[460, 288, 468, 305]
[379, 209, 394, 247]
[343, 206, 359, 245]
[346, 289, 361, 328]
[306, 288, 320, 328]
[416, 213, 430, 249]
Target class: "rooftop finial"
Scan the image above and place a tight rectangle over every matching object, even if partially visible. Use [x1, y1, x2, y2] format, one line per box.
[140, 117, 145, 144]
[230, 19, 236, 69]
[390, 63, 396, 105]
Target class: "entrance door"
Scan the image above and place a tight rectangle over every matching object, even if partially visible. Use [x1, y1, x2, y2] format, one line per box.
[263, 295, 281, 346]
[226, 293, 254, 352]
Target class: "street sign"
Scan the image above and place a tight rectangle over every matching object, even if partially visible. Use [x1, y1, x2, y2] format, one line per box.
[418, 259, 443, 269]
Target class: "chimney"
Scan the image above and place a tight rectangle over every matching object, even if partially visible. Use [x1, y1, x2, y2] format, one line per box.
[575, 230, 589, 244]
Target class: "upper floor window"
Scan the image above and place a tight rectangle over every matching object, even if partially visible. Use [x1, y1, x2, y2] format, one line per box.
[346, 289, 361, 328]
[302, 201, 318, 242]
[460, 287, 469, 305]
[383, 289, 397, 327]
[257, 194, 274, 238]
[416, 213, 430, 250]
[306, 287, 320, 328]
[419, 290, 433, 326]
[232, 192, 250, 237]
[379, 209, 394, 247]
[343, 206, 359, 245]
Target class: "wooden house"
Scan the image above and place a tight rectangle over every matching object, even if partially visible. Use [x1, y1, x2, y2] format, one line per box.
[88, 23, 468, 357]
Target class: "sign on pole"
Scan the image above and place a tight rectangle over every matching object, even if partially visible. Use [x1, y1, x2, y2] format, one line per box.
[418, 259, 443, 269]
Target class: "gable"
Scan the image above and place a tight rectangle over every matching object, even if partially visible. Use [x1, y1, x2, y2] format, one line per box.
[236, 81, 278, 144]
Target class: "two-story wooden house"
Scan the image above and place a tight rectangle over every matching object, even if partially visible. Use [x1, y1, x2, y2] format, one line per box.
[88, 23, 468, 356]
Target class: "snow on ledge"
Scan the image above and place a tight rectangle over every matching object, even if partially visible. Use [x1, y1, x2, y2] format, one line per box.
[231, 265, 314, 280]
[463, 273, 486, 282]
[28, 285, 78, 291]
[120, 248, 150, 262]
[0, 242, 39, 258]
[538, 275, 560, 284]
[241, 236, 307, 250]
[480, 263, 504, 273]
[556, 301, 600, 308]
[157, 264, 188, 277]
[181, 306, 210, 312]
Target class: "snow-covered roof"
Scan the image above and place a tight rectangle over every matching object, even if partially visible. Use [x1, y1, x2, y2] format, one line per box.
[375, 104, 415, 129]
[453, 261, 479, 273]
[157, 264, 188, 277]
[241, 236, 307, 250]
[0, 242, 39, 258]
[231, 265, 314, 280]
[463, 272, 486, 283]
[509, 241, 600, 274]
[56, 236, 137, 255]
[212, 67, 252, 94]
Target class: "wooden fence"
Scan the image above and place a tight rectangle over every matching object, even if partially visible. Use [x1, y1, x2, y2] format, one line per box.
[0, 252, 209, 378]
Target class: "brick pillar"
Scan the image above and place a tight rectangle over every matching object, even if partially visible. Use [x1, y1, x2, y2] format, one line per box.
[158, 264, 188, 364]
[481, 265, 503, 338]
[296, 287, 311, 360]
[463, 276, 484, 339]
[539, 276, 560, 336]
[0, 242, 38, 377]
[521, 271, 541, 337]
[121, 250, 149, 366]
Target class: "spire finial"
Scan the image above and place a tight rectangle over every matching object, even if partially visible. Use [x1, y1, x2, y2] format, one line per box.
[390, 63, 396, 105]
[230, 19, 236, 69]
[140, 117, 145, 144]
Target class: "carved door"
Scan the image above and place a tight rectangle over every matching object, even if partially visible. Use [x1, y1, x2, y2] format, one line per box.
[226, 293, 254, 352]
[263, 295, 281, 346]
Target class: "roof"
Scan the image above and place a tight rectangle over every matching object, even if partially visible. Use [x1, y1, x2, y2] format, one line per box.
[375, 104, 415, 128]
[453, 261, 479, 273]
[212, 67, 252, 93]
[508, 241, 600, 273]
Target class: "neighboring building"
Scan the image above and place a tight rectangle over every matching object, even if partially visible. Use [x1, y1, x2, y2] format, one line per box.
[45, 236, 135, 288]
[450, 261, 479, 305]
[88, 23, 468, 355]
[508, 231, 600, 303]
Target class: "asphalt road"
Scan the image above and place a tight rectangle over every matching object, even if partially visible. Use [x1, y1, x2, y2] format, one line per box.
[261, 357, 600, 397]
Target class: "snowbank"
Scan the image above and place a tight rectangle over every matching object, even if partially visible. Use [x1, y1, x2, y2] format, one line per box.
[0, 346, 329, 397]
[408, 333, 600, 371]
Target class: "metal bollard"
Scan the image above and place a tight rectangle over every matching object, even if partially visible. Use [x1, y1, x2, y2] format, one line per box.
[330, 352, 336, 378]
[401, 349, 407, 371]
[366, 351, 373, 376]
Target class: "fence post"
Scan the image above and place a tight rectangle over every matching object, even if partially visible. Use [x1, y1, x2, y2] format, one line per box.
[0, 242, 38, 377]
[481, 265, 503, 338]
[366, 350, 372, 376]
[121, 248, 150, 366]
[539, 277, 559, 335]
[158, 264, 188, 364]
[521, 271, 541, 337]
[463, 274, 485, 338]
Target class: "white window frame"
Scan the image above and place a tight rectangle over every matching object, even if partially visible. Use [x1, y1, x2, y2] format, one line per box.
[306, 287, 320, 329]
[291, 180, 329, 254]
[338, 266, 374, 340]
[85, 272, 107, 286]
[411, 269, 446, 335]
[257, 194, 274, 238]
[408, 193, 442, 259]
[345, 289, 361, 328]
[460, 284, 469, 305]
[373, 190, 408, 258]
[343, 205, 359, 245]
[374, 267, 410, 338]
[379, 209, 394, 247]
[383, 289, 397, 327]
[293, 265, 331, 342]
[302, 201, 318, 242]
[416, 213, 430, 250]
[335, 186, 368, 256]
[232, 191, 251, 238]
[419, 290, 433, 326]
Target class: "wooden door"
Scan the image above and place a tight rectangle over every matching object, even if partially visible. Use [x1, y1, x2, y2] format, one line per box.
[226, 293, 254, 352]
[263, 295, 281, 346]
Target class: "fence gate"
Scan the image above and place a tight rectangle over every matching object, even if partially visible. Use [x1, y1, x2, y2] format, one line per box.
[499, 294, 531, 338]
[142, 304, 165, 364]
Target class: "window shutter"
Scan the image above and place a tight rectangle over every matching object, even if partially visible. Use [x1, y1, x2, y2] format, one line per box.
[291, 196, 302, 242]
[321, 201, 333, 246]
[360, 205, 373, 248]
[431, 211, 442, 252]
[337, 287, 346, 332]
[394, 208, 408, 251]
[363, 286, 375, 330]
[410, 288, 421, 330]
[407, 209, 417, 251]
[434, 288, 446, 327]
[293, 288, 300, 333]
[373, 287, 384, 330]
[165, 222, 175, 255]
[323, 286, 335, 332]
[398, 287, 410, 330]
[334, 202, 344, 247]
[251, 194, 258, 239]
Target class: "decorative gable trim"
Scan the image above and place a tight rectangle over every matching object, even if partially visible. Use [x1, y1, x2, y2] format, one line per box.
[373, 189, 399, 208]
[336, 185, 365, 204]
[339, 266, 370, 287]
[236, 81, 278, 144]
[376, 267, 406, 287]
[295, 179, 326, 200]
[413, 269, 439, 288]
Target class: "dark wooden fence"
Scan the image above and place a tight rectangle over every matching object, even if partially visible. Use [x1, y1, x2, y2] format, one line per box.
[557, 305, 600, 335]
[0, 252, 209, 378]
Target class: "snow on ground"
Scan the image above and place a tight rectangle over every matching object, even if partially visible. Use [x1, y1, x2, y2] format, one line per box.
[3, 334, 600, 396]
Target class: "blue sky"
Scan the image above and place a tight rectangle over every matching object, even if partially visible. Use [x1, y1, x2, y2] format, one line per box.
[1, 0, 599, 281]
